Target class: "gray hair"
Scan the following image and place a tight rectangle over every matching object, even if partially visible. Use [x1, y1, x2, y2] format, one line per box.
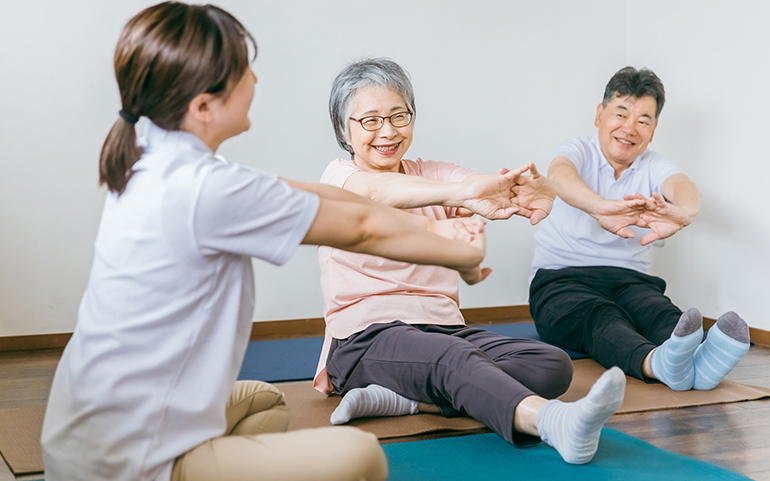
[329, 58, 416, 157]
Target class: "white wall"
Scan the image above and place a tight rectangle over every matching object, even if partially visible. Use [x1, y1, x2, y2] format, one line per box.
[1, 1, 764, 336]
[631, 2, 770, 330]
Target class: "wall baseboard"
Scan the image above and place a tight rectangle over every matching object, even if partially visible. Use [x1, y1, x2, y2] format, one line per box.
[2, 305, 767, 351]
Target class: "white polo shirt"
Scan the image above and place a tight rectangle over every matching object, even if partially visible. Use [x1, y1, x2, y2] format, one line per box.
[41, 122, 319, 481]
[531, 135, 682, 279]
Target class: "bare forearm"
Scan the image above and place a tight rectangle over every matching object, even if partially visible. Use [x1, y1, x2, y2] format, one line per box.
[548, 157, 604, 216]
[662, 175, 701, 223]
[302, 197, 482, 271]
[284, 177, 430, 229]
[352, 172, 468, 209]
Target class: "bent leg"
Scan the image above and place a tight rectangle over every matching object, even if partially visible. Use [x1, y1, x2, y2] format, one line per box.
[440, 326, 573, 399]
[171, 426, 387, 481]
[326, 322, 533, 444]
[225, 380, 289, 436]
[611, 272, 683, 346]
[530, 267, 657, 380]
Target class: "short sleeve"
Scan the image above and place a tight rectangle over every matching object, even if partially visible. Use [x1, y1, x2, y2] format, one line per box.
[193, 161, 319, 264]
[406, 159, 476, 183]
[551, 136, 592, 173]
[320, 159, 361, 188]
[646, 152, 684, 193]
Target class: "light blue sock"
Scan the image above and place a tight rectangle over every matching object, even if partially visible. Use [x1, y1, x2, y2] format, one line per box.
[650, 308, 703, 391]
[693, 311, 750, 390]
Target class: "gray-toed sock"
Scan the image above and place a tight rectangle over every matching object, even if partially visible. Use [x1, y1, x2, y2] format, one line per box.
[650, 308, 703, 391]
[693, 311, 750, 390]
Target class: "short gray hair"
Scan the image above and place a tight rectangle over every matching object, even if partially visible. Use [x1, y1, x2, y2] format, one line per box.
[329, 58, 416, 157]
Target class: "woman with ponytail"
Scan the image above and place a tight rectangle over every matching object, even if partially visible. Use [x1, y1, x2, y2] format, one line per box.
[40, 3, 489, 480]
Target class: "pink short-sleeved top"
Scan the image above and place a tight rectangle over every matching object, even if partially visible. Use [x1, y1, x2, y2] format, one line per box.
[314, 157, 475, 393]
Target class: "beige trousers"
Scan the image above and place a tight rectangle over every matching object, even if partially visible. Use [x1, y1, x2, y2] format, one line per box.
[171, 381, 388, 481]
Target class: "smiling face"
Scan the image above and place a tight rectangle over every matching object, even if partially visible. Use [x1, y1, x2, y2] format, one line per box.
[595, 94, 658, 175]
[347, 85, 413, 173]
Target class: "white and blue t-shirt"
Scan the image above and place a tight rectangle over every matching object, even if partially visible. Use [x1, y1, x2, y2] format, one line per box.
[531, 135, 682, 280]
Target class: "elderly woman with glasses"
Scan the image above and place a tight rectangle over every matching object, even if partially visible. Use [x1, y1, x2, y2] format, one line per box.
[312, 58, 627, 465]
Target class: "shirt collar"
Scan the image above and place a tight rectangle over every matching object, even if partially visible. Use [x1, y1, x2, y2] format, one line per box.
[141, 120, 213, 155]
[592, 135, 641, 175]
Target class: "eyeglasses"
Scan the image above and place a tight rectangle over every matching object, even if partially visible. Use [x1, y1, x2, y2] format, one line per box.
[349, 111, 413, 131]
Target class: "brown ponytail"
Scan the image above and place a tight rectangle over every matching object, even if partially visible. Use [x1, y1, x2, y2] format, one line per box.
[99, 2, 256, 194]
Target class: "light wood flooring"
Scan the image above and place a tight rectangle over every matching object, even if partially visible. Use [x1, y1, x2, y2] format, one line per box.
[2, 344, 769, 480]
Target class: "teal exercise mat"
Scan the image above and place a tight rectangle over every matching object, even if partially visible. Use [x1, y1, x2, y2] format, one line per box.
[237, 322, 586, 383]
[382, 428, 751, 481]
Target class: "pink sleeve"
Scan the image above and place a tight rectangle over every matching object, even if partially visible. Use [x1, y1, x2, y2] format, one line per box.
[319, 158, 361, 188]
[411, 158, 476, 183]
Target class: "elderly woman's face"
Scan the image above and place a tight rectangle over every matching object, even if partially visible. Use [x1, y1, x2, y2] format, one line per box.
[347, 86, 413, 173]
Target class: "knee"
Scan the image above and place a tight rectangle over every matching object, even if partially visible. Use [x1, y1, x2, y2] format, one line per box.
[229, 380, 287, 411]
[329, 427, 388, 481]
[227, 381, 289, 435]
[539, 349, 574, 399]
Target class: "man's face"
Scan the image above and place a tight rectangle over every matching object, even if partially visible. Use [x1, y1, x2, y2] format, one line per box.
[595, 94, 658, 172]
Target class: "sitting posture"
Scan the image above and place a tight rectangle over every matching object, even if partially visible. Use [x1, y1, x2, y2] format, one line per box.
[313, 57, 627, 464]
[529, 66, 749, 391]
[40, 6, 494, 481]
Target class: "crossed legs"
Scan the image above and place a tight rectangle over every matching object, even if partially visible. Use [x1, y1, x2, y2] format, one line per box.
[172, 380, 387, 481]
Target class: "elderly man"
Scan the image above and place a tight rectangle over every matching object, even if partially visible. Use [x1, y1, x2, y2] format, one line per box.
[529, 67, 749, 391]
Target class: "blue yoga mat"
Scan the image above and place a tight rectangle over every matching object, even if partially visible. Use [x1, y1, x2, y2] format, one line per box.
[382, 428, 750, 481]
[238, 322, 588, 382]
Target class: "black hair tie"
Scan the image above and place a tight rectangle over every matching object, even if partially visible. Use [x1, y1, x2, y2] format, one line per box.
[118, 110, 140, 124]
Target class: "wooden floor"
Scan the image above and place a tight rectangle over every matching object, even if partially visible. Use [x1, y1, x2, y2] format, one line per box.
[2, 345, 770, 480]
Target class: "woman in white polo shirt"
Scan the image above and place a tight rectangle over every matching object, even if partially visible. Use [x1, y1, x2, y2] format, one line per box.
[39, 4, 489, 481]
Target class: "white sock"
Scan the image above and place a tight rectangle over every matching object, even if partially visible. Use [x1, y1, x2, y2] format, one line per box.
[535, 366, 626, 464]
[330, 384, 418, 425]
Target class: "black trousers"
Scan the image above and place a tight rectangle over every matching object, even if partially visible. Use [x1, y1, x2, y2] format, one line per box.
[326, 321, 573, 445]
[529, 266, 683, 380]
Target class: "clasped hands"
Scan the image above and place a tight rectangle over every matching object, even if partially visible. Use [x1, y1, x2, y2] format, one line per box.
[458, 162, 555, 225]
[592, 192, 694, 246]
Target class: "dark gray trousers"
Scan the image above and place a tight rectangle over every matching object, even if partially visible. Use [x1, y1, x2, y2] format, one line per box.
[326, 321, 573, 445]
[529, 266, 683, 380]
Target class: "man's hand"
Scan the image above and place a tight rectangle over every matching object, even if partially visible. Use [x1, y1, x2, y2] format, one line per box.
[590, 197, 649, 239]
[459, 163, 533, 220]
[632, 192, 693, 246]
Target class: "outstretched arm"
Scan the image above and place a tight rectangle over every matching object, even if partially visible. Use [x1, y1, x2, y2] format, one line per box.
[342, 163, 534, 220]
[548, 156, 647, 238]
[626, 173, 701, 246]
[285, 179, 489, 285]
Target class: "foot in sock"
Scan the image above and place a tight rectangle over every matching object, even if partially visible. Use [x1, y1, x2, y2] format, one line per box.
[535, 366, 625, 464]
[330, 384, 418, 425]
[693, 311, 750, 390]
[650, 307, 703, 391]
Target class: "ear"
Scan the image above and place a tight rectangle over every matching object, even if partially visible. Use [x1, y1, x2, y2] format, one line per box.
[185, 93, 216, 124]
[594, 103, 604, 128]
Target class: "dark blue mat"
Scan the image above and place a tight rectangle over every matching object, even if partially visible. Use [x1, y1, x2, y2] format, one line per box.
[481, 322, 589, 360]
[238, 322, 587, 382]
[383, 428, 750, 481]
[238, 336, 323, 382]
